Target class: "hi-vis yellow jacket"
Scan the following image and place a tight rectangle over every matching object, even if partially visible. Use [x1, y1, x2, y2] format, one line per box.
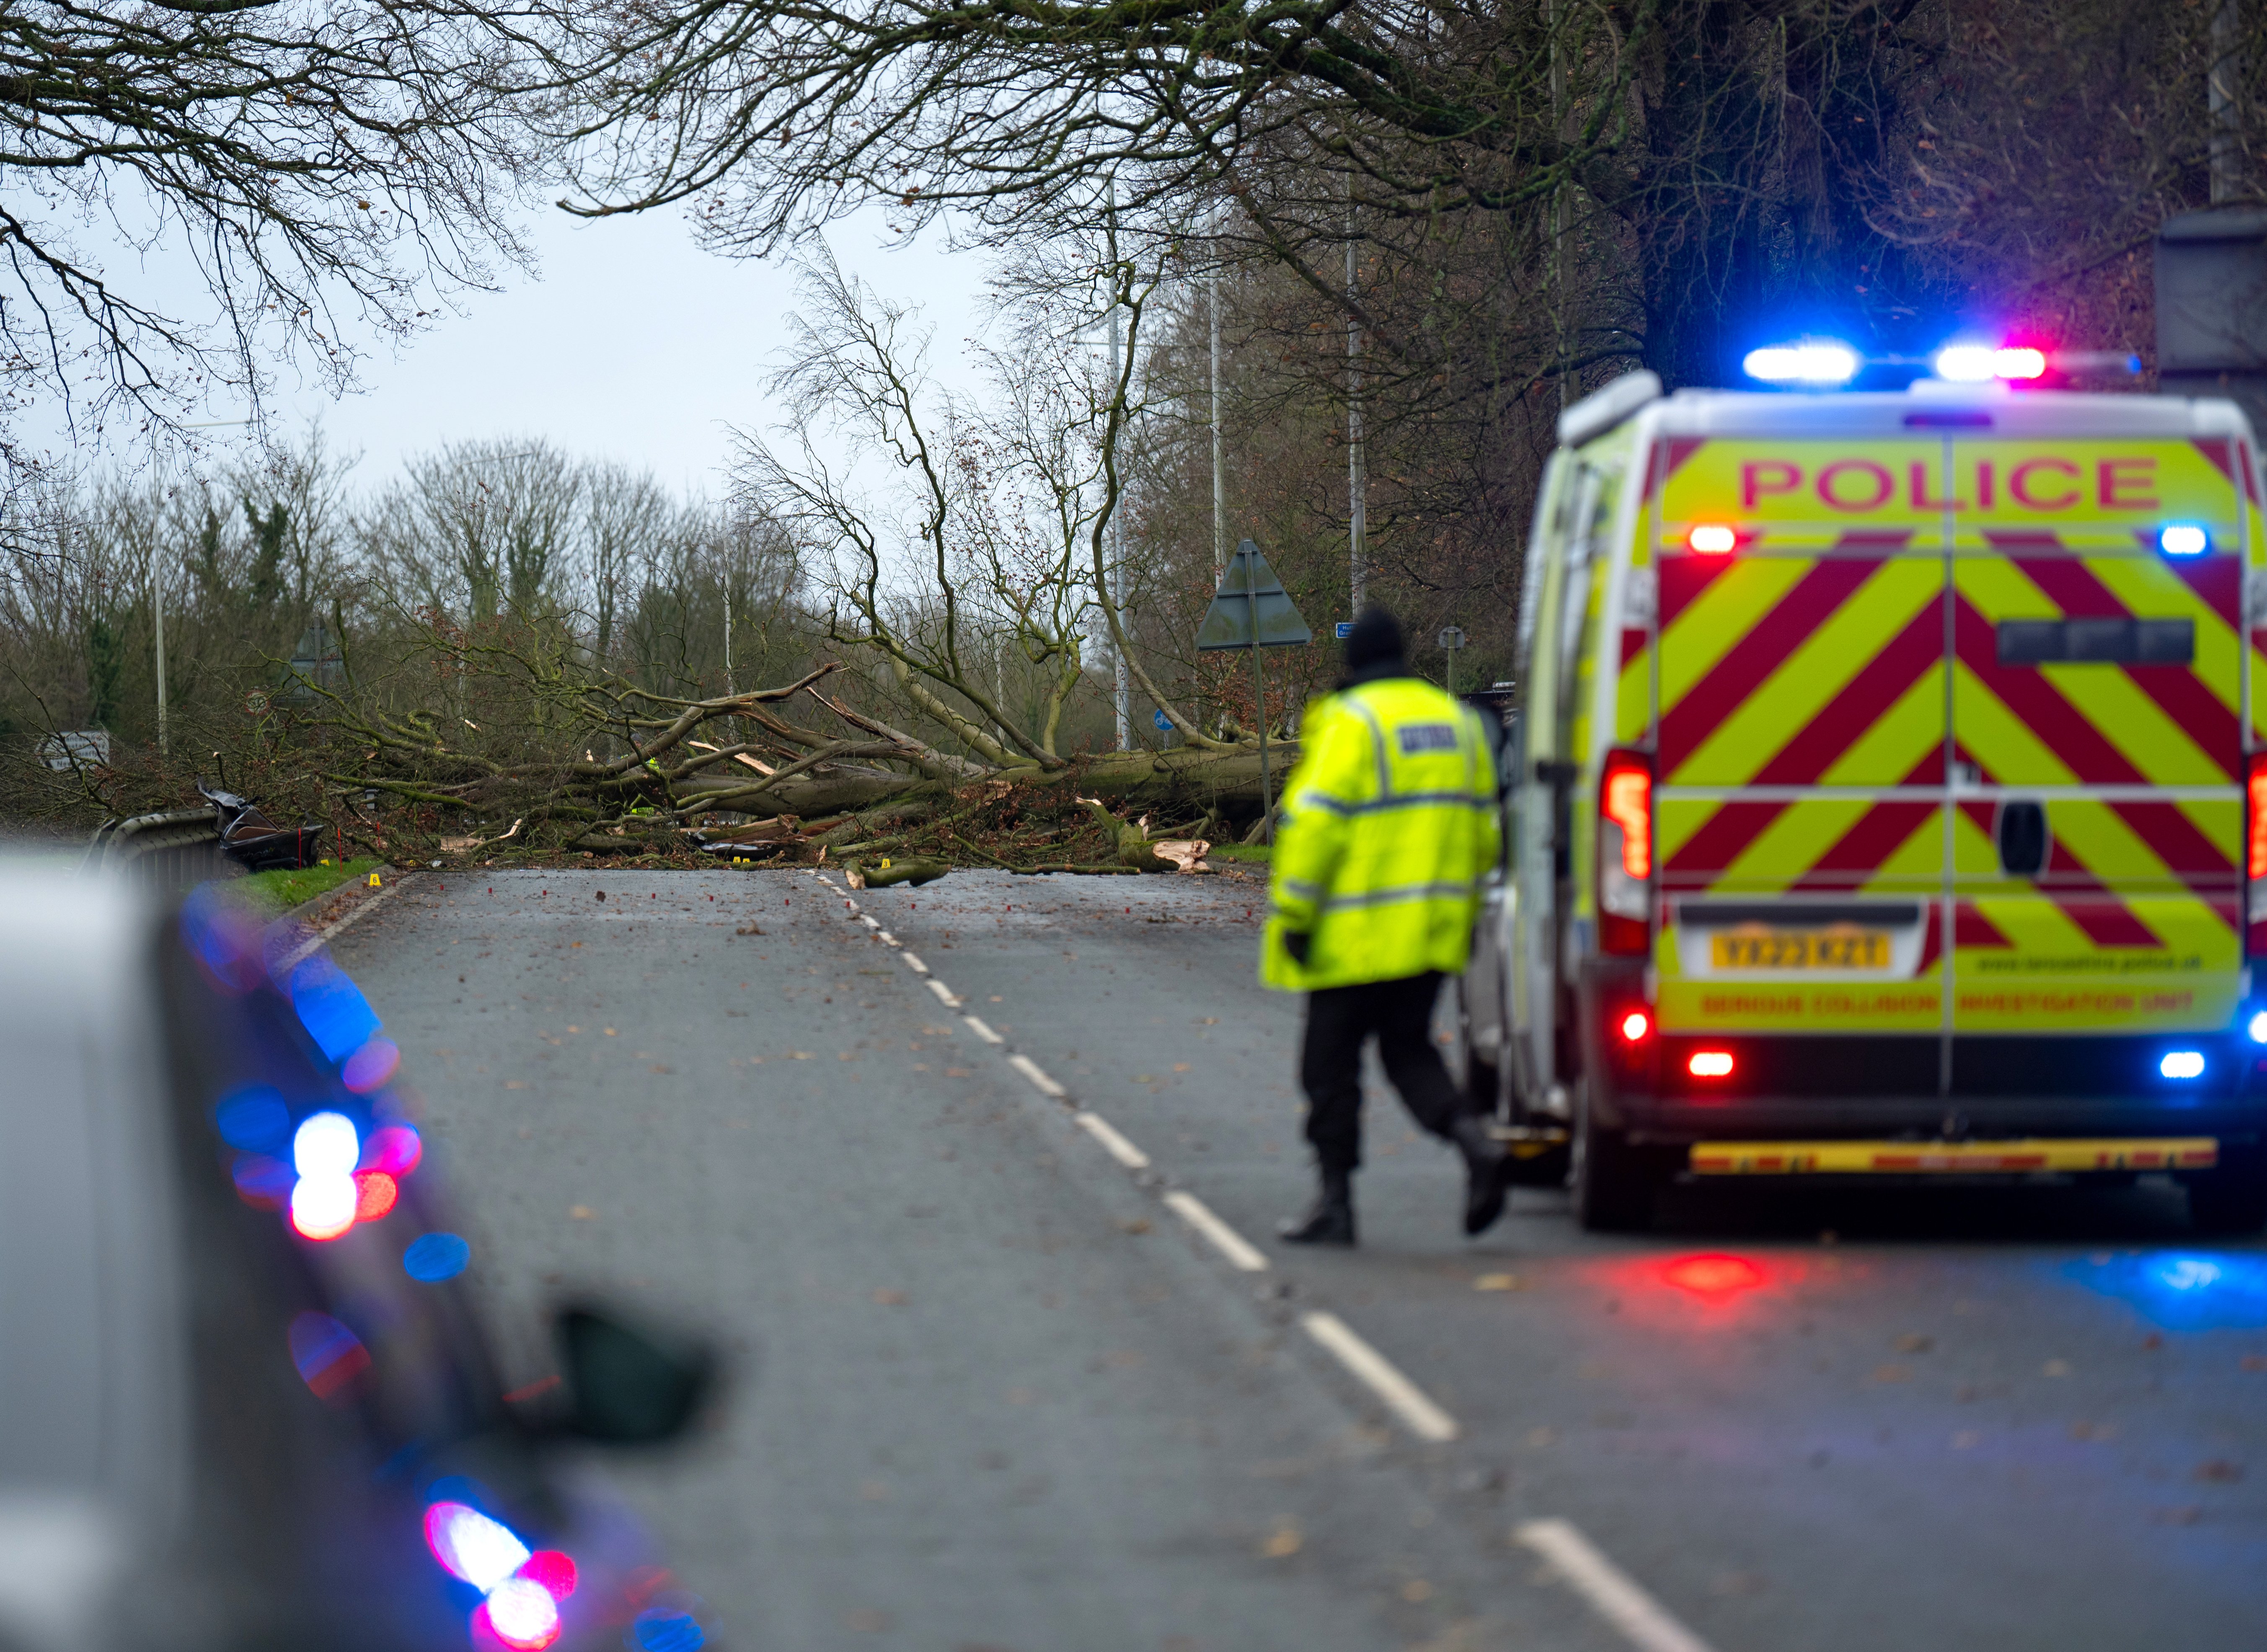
[1263, 676, 1501, 991]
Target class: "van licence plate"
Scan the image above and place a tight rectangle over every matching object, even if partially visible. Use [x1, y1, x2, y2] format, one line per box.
[1709, 926, 1890, 970]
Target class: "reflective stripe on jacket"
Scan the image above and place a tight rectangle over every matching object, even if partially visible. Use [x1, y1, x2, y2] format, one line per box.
[1261, 676, 1501, 991]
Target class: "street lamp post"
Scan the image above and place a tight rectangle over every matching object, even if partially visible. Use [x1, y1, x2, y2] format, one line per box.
[155, 417, 255, 755]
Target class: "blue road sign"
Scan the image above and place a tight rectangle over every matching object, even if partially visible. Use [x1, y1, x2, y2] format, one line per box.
[1334, 622, 1355, 639]
[1153, 708, 1172, 732]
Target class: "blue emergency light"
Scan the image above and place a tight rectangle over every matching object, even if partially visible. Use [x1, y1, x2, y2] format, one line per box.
[1742, 342, 1859, 386]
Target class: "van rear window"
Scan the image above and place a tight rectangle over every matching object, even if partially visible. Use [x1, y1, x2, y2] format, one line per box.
[1995, 618, 2193, 666]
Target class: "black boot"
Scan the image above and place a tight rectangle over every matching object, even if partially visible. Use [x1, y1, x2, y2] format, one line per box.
[1452, 1116, 1510, 1237]
[1279, 1169, 1356, 1246]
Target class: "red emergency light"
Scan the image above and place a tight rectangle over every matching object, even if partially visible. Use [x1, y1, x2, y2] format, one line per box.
[1688, 1050, 1735, 1078]
[1934, 344, 2047, 383]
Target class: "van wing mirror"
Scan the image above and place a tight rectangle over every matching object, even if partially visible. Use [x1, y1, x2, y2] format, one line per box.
[552, 1304, 716, 1445]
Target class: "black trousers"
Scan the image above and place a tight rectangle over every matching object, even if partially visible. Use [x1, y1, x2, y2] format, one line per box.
[1299, 972, 1465, 1175]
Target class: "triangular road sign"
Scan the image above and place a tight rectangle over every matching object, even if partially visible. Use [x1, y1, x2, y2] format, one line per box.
[1195, 540, 1313, 650]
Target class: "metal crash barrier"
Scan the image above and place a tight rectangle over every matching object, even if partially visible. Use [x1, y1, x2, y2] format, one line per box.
[81, 807, 235, 891]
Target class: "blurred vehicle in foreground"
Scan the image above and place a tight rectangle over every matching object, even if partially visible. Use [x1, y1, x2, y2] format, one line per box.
[0, 863, 718, 1652]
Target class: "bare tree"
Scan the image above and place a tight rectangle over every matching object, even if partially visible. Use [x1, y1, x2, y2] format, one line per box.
[387, 439, 582, 622]
[582, 461, 675, 663]
[0, 0, 537, 483]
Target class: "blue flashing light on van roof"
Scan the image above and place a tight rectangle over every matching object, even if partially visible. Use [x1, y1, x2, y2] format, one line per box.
[2159, 523, 2210, 557]
[2247, 1010, 2267, 1044]
[1742, 342, 1859, 386]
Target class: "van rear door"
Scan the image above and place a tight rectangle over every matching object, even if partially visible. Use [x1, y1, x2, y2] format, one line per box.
[1944, 433, 2249, 1086]
[1652, 409, 2256, 1100]
[1652, 435, 1951, 1057]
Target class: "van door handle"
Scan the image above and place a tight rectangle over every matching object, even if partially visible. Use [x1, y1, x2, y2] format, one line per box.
[1997, 800, 2048, 877]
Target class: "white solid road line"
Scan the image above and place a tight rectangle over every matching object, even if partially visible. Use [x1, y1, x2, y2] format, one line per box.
[1074, 1111, 1151, 1169]
[925, 977, 964, 1008]
[1514, 1520, 1719, 1652]
[961, 1015, 1004, 1045]
[277, 874, 415, 969]
[1300, 1312, 1459, 1443]
[1163, 1191, 1269, 1272]
[1007, 1052, 1066, 1098]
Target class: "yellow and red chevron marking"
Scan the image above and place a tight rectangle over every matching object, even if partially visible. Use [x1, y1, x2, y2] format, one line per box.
[1657, 550, 1946, 787]
[1657, 434, 2246, 546]
[1950, 552, 2242, 785]
[1650, 551, 2243, 895]
[1640, 430, 2249, 1034]
[1654, 546, 1949, 906]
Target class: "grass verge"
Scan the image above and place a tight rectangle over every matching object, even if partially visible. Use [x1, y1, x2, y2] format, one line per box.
[223, 856, 384, 917]
[1207, 841, 1272, 865]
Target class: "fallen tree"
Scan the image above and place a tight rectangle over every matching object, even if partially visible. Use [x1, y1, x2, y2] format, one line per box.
[11, 247, 1305, 870]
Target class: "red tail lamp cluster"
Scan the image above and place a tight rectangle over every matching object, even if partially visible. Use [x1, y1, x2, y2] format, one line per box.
[1618, 1008, 1653, 1044]
[1597, 748, 1655, 957]
[1688, 1050, 1735, 1078]
[2249, 753, 2267, 882]
[2248, 755, 2267, 959]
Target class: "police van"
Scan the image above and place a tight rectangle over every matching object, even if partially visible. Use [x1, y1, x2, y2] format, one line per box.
[1461, 358, 2267, 1232]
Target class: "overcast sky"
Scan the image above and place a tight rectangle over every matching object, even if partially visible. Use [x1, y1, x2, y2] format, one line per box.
[114, 200, 998, 501]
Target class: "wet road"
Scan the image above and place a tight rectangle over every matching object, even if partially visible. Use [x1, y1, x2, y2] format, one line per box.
[333, 866, 2267, 1652]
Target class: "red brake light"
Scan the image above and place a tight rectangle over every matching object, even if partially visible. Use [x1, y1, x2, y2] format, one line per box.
[1618, 1009, 1652, 1044]
[1687, 523, 1737, 554]
[1688, 1051, 1735, 1078]
[1597, 749, 1655, 957]
[2249, 755, 2267, 882]
[1603, 758, 1652, 879]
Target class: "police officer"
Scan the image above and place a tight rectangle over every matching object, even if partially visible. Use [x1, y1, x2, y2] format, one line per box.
[1263, 606, 1508, 1247]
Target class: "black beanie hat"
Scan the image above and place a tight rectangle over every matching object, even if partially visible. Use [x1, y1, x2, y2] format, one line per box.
[1342, 605, 1405, 671]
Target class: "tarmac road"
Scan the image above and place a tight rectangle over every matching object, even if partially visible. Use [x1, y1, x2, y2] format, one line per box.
[331, 865, 2267, 1652]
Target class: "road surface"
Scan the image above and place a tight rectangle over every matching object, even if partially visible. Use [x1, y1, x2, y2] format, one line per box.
[330, 866, 2267, 1652]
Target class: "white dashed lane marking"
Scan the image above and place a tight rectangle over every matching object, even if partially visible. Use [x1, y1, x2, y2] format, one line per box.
[1073, 1111, 1151, 1170]
[1007, 1052, 1066, 1098]
[1515, 1519, 1719, 1652]
[1300, 1311, 1459, 1444]
[812, 867, 1709, 1651]
[1163, 1191, 1269, 1271]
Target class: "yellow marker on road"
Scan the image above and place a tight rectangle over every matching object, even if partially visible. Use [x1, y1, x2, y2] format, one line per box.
[367, 872, 382, 888]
